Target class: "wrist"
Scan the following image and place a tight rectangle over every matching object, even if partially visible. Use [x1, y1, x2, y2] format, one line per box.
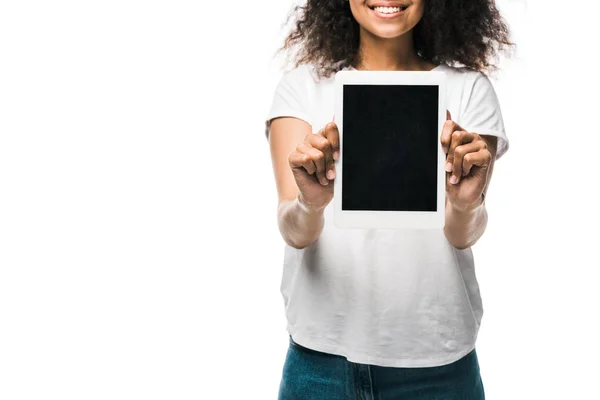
[296, 192, 326, 214]
[447, 193, 485, 213]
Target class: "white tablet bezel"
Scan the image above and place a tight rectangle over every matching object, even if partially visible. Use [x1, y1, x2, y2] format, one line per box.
[333, 70, 447, 230]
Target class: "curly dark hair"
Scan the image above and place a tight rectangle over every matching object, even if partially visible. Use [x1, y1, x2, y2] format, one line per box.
[279, 0, 514, 79]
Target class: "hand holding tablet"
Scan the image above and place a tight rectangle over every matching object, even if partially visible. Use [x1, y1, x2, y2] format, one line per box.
[288, 121, 340, 212]
[441, 111, 492, 211]
[333, 70, 447, 230]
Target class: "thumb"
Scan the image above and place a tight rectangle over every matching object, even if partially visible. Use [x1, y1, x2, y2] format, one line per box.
[446, 110, 451, 121]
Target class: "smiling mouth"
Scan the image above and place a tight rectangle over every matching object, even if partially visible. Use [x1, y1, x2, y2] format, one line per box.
[368, 4, 410, 13]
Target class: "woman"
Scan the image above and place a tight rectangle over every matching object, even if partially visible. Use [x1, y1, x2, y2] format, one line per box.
[265, 0, 513, 398]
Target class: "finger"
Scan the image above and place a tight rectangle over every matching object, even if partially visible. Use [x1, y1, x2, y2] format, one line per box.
[323, 121, 340, 166]
[463, 147, 491, 176]
[329, 116, 340, 164]
[440, 119, 465, 156]
[450, 141, 486, 184]
[289, 143, 317, 176]
[446, 110, 451, 121]
[446, 130, 475, 174]
[308, 147, 328, 186]
[308, 132, 334, 184]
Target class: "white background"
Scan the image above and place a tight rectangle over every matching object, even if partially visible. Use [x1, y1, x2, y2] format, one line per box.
[0, 0, 598, 399]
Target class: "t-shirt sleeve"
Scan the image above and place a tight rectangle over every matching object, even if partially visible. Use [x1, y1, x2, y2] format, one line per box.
[459, 72, 509, 160]
[264, 66, 313, 139]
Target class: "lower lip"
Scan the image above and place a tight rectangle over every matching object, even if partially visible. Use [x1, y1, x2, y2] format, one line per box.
[370, 6, 408, 19]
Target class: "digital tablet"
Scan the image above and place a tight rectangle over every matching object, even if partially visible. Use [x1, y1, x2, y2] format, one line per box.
[333, 70, 447, 230]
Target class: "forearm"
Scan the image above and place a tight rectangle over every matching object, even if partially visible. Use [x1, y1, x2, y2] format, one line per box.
[277, 196, 325, 249]
[443, 198, 488, 250]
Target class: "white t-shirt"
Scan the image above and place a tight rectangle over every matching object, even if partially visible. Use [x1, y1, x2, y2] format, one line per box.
[265, 63, 509, 368]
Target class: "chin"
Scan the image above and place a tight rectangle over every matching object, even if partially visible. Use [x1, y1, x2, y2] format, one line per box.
[368, 26, 410, 39]
[359, 21, 412, 40]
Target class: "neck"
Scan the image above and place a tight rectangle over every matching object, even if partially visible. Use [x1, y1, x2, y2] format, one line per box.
[356, 28, 427, 71]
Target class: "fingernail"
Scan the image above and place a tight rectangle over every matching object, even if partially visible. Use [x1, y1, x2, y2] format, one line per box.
[450, 175, 458, 184]
[322, 179, 329, 186]
[327, 170, 335, 180]
[445, 162, 452, 172]
[333, 151, 340, 160]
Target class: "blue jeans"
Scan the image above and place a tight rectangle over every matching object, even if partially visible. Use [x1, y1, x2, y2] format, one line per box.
[278, 335, 485, 400]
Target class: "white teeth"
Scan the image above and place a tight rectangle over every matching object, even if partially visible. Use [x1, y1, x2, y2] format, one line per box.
[374, 6, 402, 14]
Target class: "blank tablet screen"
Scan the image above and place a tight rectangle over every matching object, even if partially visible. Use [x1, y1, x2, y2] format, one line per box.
[342, 84, 439, 212]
